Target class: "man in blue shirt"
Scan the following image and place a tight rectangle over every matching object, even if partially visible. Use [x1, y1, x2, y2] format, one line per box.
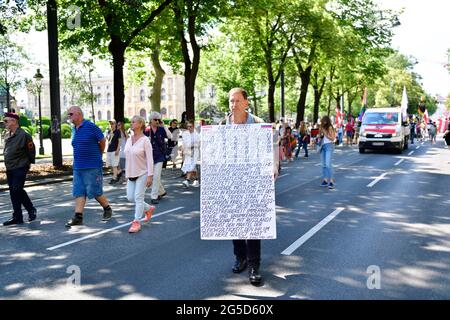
[65, 106, 113, 227]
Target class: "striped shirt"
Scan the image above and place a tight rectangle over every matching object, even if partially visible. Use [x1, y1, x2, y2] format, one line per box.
[72, 120, 104, 169]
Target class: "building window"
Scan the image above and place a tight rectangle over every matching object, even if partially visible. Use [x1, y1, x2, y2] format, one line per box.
[140, 108, 146, 119]
[97, 111, 102, 121]
[106, 93, 111, 105]
[161, 107, 167, 117]
[161, 88, 166, 101]
[107, 110, 111, 120]
[63, 95, 67, 107]
[96, 94, 102, 105]
[140, 89, 145, 102]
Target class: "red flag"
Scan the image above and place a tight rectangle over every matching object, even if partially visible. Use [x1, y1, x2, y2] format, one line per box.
[335, 106, 343, 127]
[423, 109, 429, 124]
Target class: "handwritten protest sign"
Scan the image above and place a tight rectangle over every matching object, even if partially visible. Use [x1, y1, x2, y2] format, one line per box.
[200, 124, 276, 240]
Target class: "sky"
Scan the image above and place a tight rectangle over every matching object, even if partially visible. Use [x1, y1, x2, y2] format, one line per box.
[378, 0, 450, 98]
[11, 0, 450, 106]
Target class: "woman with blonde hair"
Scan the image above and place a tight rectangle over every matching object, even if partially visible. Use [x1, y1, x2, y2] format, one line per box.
[319, 115, 337, 189]
[124, 115, 155, 233]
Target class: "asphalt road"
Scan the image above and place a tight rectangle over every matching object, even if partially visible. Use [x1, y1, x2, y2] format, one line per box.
[0, 138, 449, 300]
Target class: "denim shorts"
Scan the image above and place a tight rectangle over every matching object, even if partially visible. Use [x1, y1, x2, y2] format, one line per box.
[73, 168, 104, 199]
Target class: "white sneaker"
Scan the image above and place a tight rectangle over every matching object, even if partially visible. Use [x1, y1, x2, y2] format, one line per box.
[191, 180, 200, 187]
[182, 180, 190, 188]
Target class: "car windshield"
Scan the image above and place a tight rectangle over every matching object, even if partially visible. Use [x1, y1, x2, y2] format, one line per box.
[362, 112, 398, 125]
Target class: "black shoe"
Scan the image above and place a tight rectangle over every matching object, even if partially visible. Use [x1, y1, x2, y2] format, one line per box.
[3, 218, 24, 226]
[150, 199, 159, 204]
[157, 192, 167, 200]
[65, 215, 83, 227]
[249, 267, 262, 285]
[102, 207, 112, 221]
[109, 178, 119, 185]
[28, 209, 37, 222]
[232, 259, 247, 273]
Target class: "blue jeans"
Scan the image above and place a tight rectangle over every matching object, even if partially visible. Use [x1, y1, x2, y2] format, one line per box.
[320, 143, 334, 181]
[295, 138, 309, 157]
[73, 168, 104, 199]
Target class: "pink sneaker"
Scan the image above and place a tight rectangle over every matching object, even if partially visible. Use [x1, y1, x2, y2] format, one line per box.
[128, 220, 141, 233]
[143, 206, 155, 223]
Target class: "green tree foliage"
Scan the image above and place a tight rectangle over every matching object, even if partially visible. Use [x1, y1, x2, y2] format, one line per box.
[371, 51, 437, 115]
[0, 35, 29, 111]
[58, 0, 173, 122]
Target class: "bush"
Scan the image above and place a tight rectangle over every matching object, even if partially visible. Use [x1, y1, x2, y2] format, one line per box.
[41, 116, 51, 127]
[25, 126, 36, 136]
[22, 126, 32, 135]
[19, 115, 32, 127]
[124, 123, 130, 131]
[41, 124, 50, 139]
[96, 120, 109, 127]
[61, 123, 72, 139]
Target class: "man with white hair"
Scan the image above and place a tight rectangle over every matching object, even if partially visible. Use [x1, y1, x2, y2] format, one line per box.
[2, 112, 37, 226]
[148, 111, 168, 204]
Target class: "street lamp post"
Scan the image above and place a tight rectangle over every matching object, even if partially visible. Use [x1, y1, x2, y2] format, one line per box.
[88, 61, 95, 123]
[34, 69, 44, 155]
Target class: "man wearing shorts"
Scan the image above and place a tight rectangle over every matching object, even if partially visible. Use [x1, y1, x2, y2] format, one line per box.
[65, 106, 113, 227]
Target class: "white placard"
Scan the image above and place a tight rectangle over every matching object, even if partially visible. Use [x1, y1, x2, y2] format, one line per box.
[200, 124, 276, 240]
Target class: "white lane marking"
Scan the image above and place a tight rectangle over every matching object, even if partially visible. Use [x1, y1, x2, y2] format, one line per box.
[394, 159, 405, 166]
[408, 151, 414, 156]
[416, 146, 420, 150]
[46, 207, 184, 251]
[367, 172, 389, 188]
[278, 174, 289, 178]
[281, 207, 345, 255]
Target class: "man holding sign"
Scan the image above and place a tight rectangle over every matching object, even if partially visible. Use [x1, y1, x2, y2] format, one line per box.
[200, 88, 279, 286]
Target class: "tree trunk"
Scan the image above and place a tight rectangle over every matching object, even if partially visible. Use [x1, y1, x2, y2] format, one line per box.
[109, 36, 126, 122]
[150, 39, 165, 113]
[251, 87, 258, 116]
[184, 68, 196, 122]
[267, 83, 276, 122]
[174, 5, 200, 122]
[312, 73, 326, 124]
[6, 84, 11, 112]
[295, 65, 312, 127]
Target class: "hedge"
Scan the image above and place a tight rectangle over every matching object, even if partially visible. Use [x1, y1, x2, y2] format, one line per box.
[61, 123, 72, 139]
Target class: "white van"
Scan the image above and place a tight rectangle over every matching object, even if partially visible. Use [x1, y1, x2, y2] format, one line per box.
[358, 107, 410, 154]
